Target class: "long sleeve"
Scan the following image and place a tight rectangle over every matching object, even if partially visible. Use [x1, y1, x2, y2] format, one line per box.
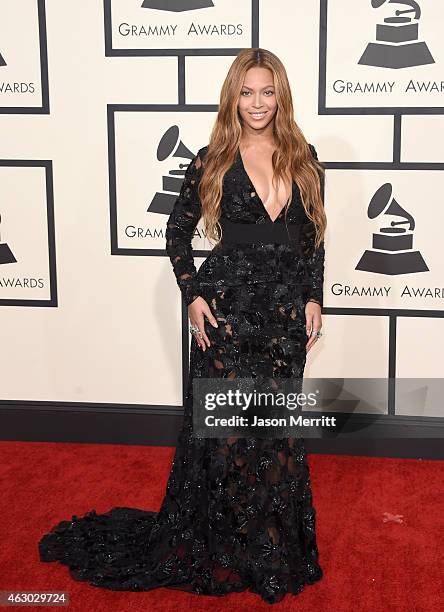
[301, 144, 325, 308]
[165, 151, 204, 307]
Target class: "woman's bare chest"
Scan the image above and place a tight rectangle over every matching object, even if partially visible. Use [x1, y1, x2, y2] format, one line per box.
[235, 147, 295, 224]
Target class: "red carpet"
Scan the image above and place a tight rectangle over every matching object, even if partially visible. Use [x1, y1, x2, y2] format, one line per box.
[0, 441, 442, 611]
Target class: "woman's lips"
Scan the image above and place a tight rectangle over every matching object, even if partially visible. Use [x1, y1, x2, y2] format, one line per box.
[249, 111, 268, 120]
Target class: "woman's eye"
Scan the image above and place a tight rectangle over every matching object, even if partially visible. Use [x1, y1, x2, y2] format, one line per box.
[241, 90, 274, 96]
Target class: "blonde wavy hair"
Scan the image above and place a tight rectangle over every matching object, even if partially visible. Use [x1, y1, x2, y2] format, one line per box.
[197, 47, 326, 249]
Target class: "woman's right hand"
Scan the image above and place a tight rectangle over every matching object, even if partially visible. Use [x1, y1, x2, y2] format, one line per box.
[188, 296, 218, 351]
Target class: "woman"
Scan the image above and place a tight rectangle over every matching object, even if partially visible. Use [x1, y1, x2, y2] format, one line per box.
[38, 48, 326, 605]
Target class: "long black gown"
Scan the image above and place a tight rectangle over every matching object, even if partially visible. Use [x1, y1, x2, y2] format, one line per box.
[38, 143, 325, 605]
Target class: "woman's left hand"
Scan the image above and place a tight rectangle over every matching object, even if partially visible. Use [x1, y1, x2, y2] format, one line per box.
[305, 301, 322, 353]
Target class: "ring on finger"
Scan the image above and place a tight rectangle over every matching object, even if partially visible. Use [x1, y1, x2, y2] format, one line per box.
[189, 324, 202, 338]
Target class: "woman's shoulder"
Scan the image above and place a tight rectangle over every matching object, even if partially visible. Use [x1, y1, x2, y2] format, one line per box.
[308, 143, 318, 160]
[196, 144, 209, 160]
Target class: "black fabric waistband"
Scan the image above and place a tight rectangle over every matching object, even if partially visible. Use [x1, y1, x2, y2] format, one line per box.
[219, 218, 300, 244]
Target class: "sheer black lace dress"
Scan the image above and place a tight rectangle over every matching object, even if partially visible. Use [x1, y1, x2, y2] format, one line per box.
[38, 143, 325, 605]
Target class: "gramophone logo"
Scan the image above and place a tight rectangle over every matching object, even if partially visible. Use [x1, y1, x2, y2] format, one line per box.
[141, 0, 214, 10]
[147, 125, 197, 216]
[358, 0, 435, 69]
[0, 52, 6, 67]
[355, 183, 428, 275]
[0, 212, 17, 265]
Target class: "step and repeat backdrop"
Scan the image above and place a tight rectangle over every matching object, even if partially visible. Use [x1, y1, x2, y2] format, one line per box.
[0, 1, 443, 429]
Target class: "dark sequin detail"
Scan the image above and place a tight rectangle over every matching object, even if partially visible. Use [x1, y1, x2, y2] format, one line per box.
[38, 143, 325, 605]
[165, 144, 324, 308]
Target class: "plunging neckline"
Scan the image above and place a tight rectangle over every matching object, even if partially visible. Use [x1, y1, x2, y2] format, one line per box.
[237, 147, 294, 224]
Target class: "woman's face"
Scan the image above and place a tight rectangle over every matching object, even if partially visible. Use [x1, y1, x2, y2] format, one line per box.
[238, 66, 277, 133]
